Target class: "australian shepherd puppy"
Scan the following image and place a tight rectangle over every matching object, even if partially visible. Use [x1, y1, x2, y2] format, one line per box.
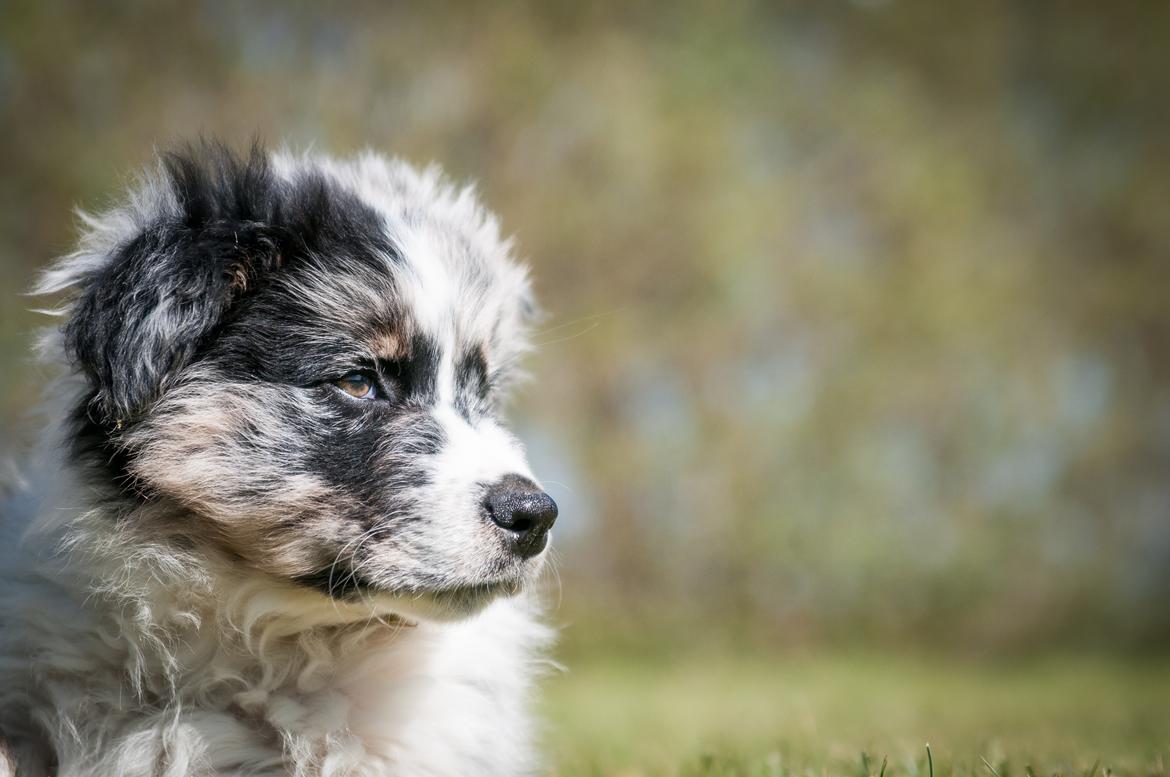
[0, 143, 558, 777]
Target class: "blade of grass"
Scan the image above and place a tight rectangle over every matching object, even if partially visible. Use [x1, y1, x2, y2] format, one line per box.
[982, 756, 1003, 777]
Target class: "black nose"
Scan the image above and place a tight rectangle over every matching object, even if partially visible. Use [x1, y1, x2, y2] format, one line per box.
[483, 476, 558, 558]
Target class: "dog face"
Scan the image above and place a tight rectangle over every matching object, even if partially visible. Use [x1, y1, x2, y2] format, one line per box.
[47, 144, 556, 620]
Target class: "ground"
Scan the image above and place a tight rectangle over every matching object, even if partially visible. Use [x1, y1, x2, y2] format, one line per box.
[541, 651, 1170, 777]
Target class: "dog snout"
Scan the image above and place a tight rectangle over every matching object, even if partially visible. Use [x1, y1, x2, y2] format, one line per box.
[483, 475, 558, 558]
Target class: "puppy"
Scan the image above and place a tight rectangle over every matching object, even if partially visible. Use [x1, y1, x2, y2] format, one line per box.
[0, 143, 557, 777]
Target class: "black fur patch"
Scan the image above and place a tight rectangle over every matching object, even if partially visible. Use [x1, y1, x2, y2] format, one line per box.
[291, 562, 372, 600]
[63, 141, 397, 428]
[454, 347, 490, 416]
[306, 409, 445, 520]
[64, 141, 400, 491]
[65, 394, 141, 500]
[391, 334, 443, 404]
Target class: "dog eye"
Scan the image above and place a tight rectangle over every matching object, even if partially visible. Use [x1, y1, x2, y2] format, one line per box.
[334, 372, 378, 400]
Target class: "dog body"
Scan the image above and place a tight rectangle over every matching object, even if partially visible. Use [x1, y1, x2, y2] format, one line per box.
[0, 146, 555, 777]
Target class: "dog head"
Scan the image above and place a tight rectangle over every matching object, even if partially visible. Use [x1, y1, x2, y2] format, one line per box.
[41, 143, 556, 620]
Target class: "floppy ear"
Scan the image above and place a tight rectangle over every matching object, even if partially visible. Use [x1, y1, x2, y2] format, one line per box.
[63, 220, 279, 426]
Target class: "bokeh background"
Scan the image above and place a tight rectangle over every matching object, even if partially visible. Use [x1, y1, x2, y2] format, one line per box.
[2, 2, 1168, 774]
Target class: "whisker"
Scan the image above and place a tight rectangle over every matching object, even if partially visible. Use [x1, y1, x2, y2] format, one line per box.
[530, 307, 623, 338]
[533, 321, 602, 348]
[541, 479, 575, 495]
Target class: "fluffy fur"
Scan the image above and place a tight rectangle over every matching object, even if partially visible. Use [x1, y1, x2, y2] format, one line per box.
[0, 143, 557, 777]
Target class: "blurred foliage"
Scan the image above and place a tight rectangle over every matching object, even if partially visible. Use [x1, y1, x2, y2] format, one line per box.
[1, 0, 1168, 653]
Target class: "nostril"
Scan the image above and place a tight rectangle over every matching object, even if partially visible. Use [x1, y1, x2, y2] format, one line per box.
[507, 492, 557, 534]
[508, 514, 533, 533]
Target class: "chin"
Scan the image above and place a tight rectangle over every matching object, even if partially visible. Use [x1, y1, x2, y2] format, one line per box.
[389, 578, 530, 623]
[0, 140, 559, 777]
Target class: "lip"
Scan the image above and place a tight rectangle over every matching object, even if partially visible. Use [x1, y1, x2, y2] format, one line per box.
[437, 578, 524, 600]
[419, 578, 525, 612]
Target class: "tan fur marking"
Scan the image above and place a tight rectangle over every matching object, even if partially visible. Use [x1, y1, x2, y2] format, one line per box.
[371, 331, 404, 361]
[228, 263, 250, 292]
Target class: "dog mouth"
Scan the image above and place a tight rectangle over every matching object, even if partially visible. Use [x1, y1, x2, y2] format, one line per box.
[293, 549, 537, 619]
[294, 562, 526, 605]
[394, 578, 526, 620]
[426, 578, 524, 605]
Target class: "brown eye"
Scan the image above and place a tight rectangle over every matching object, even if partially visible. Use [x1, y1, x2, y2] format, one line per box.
[335, 372, 378, 400]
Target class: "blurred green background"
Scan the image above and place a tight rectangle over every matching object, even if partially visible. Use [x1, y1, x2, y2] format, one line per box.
[2, 2, 1168, 773]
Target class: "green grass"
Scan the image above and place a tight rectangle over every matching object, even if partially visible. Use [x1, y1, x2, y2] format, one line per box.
[541, 651, 1170, 777]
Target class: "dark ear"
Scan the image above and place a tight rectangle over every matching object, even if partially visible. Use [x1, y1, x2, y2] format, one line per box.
[64, 221, 278, 425]
[63, 143, 282, 425]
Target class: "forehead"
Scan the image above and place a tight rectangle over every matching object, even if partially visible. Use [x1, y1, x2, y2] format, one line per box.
[270, 211, 507, 356]
[223, 153, 529, 370]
